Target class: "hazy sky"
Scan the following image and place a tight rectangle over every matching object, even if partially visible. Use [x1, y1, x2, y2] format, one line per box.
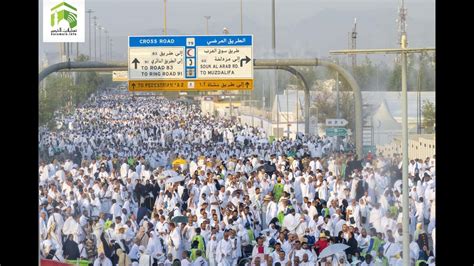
[39, 0, 435, 64]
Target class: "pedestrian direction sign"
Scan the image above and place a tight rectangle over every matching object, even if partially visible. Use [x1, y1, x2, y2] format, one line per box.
[129, 79, 253, 91]
[128, 35, 253, 91]
[326, 127, 348, 137]
[326, 118, 348, 127]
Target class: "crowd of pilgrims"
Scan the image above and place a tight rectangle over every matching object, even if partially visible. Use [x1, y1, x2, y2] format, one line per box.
[38, 88, 435, 266]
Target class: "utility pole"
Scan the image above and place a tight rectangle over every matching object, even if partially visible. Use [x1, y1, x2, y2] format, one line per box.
[204, 16, 211, 35]
[93, 16, 97, 61]
[240, 0, 243, 34]
[66, 43, 70, 61]
[336, 72, 340, 118]
[272, 0, 279, 139]
[347, 32, 351, 66]
[295, 84, 299, 136]
[109, 39, 113, 62]
[351, 18, 357, 71]
[417, 62, 421, 134]
[286, 86, 289, 139]
[86, 9, 94, 60]
[397, 2, 409, 263]
[59, 43, 63, 62]
[400, 30, 410, 266]
[98, 25, 103, 62]
[240, 0, 245, 119]
[164, 0, 167, 35]
[223, 28, 232, 117]
[417, 53, 424, 134]
[105, 30, 108, 63]
[376, 63, 379, 90]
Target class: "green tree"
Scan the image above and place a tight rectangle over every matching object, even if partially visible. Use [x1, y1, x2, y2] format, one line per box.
[353, 56, 377, 91]
[387, 53, 435, 92]
[419, 53, 435, 91]
[388, 63, 402, 91]
[422, 99, 435, 133]
[313, 86, 336, 123]
[38, 53, 110, 126]
[39, 74, 73, 125]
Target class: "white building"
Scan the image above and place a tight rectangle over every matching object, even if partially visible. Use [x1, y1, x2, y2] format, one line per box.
[377, 134, 435, 160]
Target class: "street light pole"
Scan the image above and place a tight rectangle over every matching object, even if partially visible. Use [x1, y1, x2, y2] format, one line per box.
[98, 26, 102, 62]
[336, 72, 340, 118]
[104, 30, 108, 63]
[272, 0, 275, 50]
[204, 16, 211, 35]
[164, 0, 167, 35]
[240, 0, 243, 34]
[223, 28, 232, 117]
[87, 9, 94, 60]
[401, 32, 410, 266]
[272, 0, 279, 139]
[286, 86, 289, 139]
[109, 39, 113, 62]
[296, 86, 299, 135]
[93, 16, 97, 61]
[240, 0, 245, 117]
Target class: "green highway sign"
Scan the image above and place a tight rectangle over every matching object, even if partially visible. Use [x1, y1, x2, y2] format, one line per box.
[326, 127, 347, 137]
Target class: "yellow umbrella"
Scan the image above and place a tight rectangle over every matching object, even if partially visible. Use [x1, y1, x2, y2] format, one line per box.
[172, 158, 187, 166]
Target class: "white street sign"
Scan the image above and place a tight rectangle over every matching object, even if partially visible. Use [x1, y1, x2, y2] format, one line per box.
[326, 118, 348, 127]
[197, 46, 252, 79]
